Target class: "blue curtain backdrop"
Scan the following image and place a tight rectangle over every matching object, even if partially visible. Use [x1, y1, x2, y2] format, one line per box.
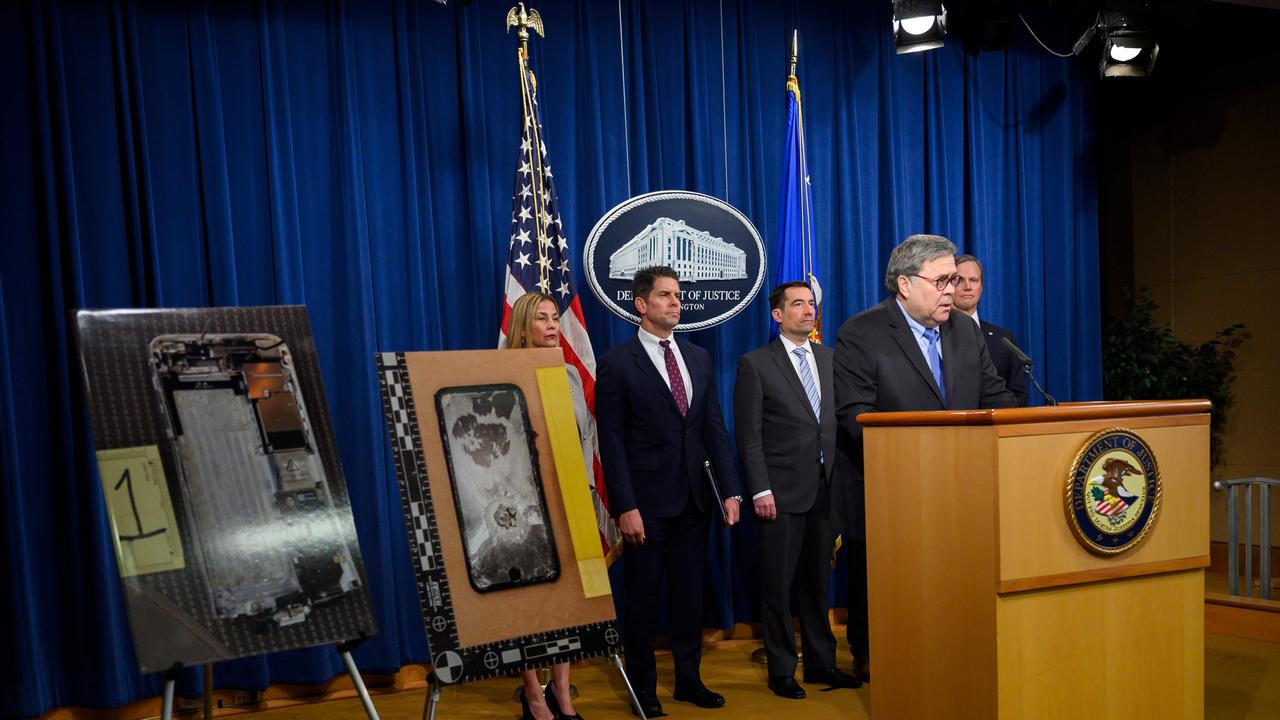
[0, 0, 1101, 715]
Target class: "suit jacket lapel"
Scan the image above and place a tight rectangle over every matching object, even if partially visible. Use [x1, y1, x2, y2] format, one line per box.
[770, 341, 815, 420]
[814, 344, 834, 421]
[631, 335, 682, 416]
[886, 299, 945, 405]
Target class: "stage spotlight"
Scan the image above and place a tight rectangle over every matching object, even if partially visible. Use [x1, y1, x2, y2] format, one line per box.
[1098, 11, 1158, 77]
[892, 0, 948, 54]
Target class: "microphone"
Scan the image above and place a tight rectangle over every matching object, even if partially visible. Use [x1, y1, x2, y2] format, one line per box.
[1000, 336, 1058, 406]
[1001, 335, 1033, 367]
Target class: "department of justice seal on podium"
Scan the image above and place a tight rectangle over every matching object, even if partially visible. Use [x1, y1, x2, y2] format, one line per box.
[1065, 428, 1162, 556]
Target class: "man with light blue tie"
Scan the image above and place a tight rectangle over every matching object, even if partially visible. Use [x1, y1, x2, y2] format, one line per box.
[832, 234, 1016, 683]
[734, 282, 860, 699]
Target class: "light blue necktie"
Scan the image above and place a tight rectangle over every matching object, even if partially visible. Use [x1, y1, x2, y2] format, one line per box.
[793, 347, 821, 419]
[923, 327, 946, 405]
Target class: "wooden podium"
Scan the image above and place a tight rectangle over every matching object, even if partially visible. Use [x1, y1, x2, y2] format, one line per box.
[858, 400, 1209, 719]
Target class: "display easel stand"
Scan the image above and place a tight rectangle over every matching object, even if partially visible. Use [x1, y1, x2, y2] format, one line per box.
[202, 665, 213, 718]
[423, 655, 644, 720]
[421, 672, 443, 720]
[160, 664, 228, 719]
[160, 666, 181, 720]
[337, 637, 382, 720]
[610, 653, 647, 720]
[157, 641, 381, 720]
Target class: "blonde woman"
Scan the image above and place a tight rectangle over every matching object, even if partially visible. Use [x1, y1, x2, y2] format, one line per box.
[505, 291, 589, 720]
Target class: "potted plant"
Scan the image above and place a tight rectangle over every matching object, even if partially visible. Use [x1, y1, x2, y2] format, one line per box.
[1102, 289, 1249, 471]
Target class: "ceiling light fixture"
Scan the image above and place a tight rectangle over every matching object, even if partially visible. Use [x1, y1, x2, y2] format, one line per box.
[892, 0, 948, 54]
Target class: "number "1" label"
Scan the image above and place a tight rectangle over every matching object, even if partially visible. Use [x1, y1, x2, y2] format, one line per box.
[97, 446, 186, 577]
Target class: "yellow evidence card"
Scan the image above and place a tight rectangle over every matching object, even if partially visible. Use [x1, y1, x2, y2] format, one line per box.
[96, 445, 185, 577]
[536, 367, 611, 598]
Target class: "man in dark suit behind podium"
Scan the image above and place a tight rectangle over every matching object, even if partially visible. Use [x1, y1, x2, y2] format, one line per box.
[734, 282, 861, 699]
[833, 235, 1016, 682]
[596, 265, 742, 717]
[954, 253, 1028, 406]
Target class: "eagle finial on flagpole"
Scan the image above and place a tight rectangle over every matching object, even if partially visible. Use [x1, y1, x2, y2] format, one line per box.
[506, 3, 545, 59]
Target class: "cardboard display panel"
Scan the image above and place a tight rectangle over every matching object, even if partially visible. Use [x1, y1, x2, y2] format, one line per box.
[76, 307, 378, 672]
[377, 349, 619, 685]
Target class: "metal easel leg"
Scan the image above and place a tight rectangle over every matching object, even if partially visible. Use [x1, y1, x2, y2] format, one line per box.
[202, 664, 213, 719]
[610, 653, 645, 720]
[422, 672, 443, 720]
[340, 649, 381, 720]
[160, 667, 180, 720]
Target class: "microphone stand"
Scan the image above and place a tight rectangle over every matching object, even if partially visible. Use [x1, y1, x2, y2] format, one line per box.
[1001, 335, 1057, 406]
[1022, 363, 1057, 406]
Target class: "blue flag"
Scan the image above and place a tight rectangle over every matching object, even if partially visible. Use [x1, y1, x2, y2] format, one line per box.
[775, 75, 823, 341]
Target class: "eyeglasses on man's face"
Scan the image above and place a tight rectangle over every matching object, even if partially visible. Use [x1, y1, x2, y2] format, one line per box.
[912, 273, 961, 291]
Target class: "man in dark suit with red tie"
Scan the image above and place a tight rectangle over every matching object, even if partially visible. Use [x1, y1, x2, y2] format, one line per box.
[596, 265, 743, 717]
[734, 282, 861, 699]
[833, 235, 1016, 683]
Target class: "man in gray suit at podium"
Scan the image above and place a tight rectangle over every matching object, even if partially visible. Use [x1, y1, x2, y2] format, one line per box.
[735, 281, 861, 699]
[833, 234, 1016, 682]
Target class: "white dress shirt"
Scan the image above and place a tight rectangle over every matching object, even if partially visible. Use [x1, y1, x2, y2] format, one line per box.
[636, 327, 693, 407]
[779, 334, 820, 400]
[896, 298, 944, 362]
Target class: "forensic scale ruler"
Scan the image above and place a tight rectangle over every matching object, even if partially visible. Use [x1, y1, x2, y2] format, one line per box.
[376, 352, 621, 684]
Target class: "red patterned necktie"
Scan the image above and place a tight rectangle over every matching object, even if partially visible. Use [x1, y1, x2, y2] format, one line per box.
[659, 339, 689, 416]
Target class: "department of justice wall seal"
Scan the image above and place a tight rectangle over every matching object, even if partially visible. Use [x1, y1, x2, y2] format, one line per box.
[583, 191, 766, 331]
[1065, 428, 1162, 556]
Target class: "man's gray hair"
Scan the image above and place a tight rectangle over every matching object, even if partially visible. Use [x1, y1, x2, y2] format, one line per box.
[884, 234, 957, 295]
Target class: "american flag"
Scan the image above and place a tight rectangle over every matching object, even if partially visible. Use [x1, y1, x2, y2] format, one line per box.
[498, 49, 621, 561]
